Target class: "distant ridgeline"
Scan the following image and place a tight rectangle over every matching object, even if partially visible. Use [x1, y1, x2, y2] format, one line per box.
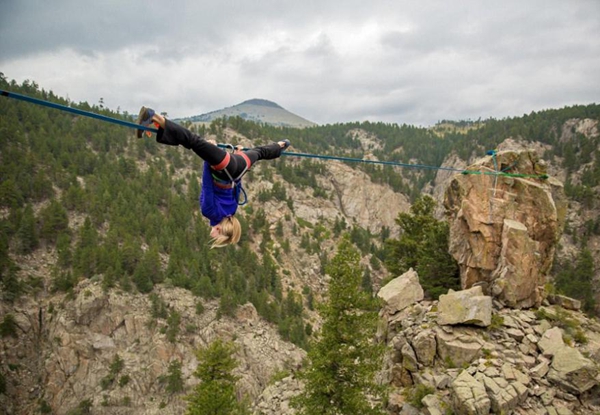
[181, 98, 317, 128]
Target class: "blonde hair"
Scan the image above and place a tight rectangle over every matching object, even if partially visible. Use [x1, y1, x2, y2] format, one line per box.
[210, 216, 242, 248]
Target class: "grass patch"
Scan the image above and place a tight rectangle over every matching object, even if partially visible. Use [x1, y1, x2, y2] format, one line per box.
[402, 384, 435, 409]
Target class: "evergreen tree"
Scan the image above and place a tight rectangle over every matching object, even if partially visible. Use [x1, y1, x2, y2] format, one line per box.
[555, 249, 596, 313]
[39, 200, 69, 243]
[384, 195, 460, 299]
[164, 360, 184, 394]
[185, 339, 249, 415]
[73, 217, 98, 278]
[132, 266, 154, 293]
[0, 179, 23, 208]
[16, 204, 38, 254]
[293, 239, 386, 415]
[56, 232, 72, 268]
[0, 265, 22, 302]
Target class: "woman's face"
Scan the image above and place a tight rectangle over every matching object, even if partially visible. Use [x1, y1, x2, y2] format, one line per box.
[210, 225, 221, 238]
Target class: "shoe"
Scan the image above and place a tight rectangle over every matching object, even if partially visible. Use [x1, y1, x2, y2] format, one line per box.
[136, 106, 155, 138]
[281, 139, 291, 150]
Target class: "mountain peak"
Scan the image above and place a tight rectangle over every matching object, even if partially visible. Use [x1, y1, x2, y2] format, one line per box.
[239, 99, 283, 109]
[184, 98, 316, 128]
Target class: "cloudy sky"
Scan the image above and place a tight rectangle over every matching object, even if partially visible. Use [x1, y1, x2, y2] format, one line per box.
[1, 0, 599, 126]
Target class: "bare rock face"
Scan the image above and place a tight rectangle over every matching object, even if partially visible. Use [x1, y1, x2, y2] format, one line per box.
[444, 150, 567, 308]
[280, 160, 410, 235]
[4, 280, 306, 415]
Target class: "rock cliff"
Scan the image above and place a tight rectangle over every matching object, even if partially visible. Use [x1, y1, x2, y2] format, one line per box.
[444, 149, 567, 308]
[0, 280, 305, 414]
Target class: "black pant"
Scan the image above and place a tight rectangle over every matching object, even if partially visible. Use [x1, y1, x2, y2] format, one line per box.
[157, 119, 283, 179]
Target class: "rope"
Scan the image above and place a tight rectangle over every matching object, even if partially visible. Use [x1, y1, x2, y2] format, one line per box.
[1, 89, 159, 134]
[0, 89, 549, 180]
[268, 149, 548, 180]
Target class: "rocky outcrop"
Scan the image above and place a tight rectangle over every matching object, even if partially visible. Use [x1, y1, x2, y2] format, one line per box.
[283, 159, 411, 235]
[379, 272, 600, 415]
[252, 375, 303, 415]
[444, 149, 567, 308]
[1, 280, 305, 415]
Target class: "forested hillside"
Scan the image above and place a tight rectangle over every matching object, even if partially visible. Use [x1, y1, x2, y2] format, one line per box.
[1, 74, 599, 320]
[0, 75, 318, 349]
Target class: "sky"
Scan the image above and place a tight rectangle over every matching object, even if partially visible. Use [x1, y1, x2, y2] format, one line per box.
[1, 0, 599, 127]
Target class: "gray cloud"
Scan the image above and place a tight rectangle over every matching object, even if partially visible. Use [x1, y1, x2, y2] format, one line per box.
[1, 0, 599, 126]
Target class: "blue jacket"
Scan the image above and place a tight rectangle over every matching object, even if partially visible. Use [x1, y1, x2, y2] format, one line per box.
[200, 162, 239, 226]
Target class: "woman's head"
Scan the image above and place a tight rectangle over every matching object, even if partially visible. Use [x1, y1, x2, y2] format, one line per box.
[210, 216, 241, 248]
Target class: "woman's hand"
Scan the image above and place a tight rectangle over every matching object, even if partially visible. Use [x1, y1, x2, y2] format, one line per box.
[207, 139, 217, 146]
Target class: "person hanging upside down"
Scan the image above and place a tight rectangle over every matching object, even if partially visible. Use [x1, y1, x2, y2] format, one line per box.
[136, 107, 290, 248]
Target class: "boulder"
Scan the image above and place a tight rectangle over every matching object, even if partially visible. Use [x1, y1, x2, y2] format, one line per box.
[547, 346, 599, 394]
[582, 330, 600, 362]
[235, 302, 259, 325]
[437, 286, 492, 327]
[538, 327, 565, 357]
[378, 268, 424, 315]
[411, 329, 437, 367]
[401, 343, 419, 372]
[475, 373, 528, 414]
[530, 360, 550, 378]
[436, 328, 484, 368]
[547, 294, 581, 311]
[501, 363, 531, 386]
[399, 403, 421, 415]
[421, 394, 444, 415]
[451, 371, 491, 415]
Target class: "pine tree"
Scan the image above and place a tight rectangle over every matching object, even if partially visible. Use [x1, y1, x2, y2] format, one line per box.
[185, 339, 249, 415]
[293, 239, 386, 415]
[164, 360, 184, 394]
[384, 195, 460, 299]
[0, 179, 23, 208]
[555, 249, 596, 313]
[73, 217, 98, 278]
[17, 204, 38, 254]
[39, 200, 69, 243]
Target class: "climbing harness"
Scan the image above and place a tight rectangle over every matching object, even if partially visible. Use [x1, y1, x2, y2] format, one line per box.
[214, 144, 251, 206]
[0, 89, 550, 182]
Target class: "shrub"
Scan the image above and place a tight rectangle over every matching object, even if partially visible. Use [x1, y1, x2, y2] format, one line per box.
[0, 314, 18, 337]
[403, 384, 435, 409]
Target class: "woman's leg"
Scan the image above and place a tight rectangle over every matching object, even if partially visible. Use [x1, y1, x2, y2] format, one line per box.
[151, 113, 227, 166]
[219, 141, 288, 178]
[243, 141, 288, 165]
